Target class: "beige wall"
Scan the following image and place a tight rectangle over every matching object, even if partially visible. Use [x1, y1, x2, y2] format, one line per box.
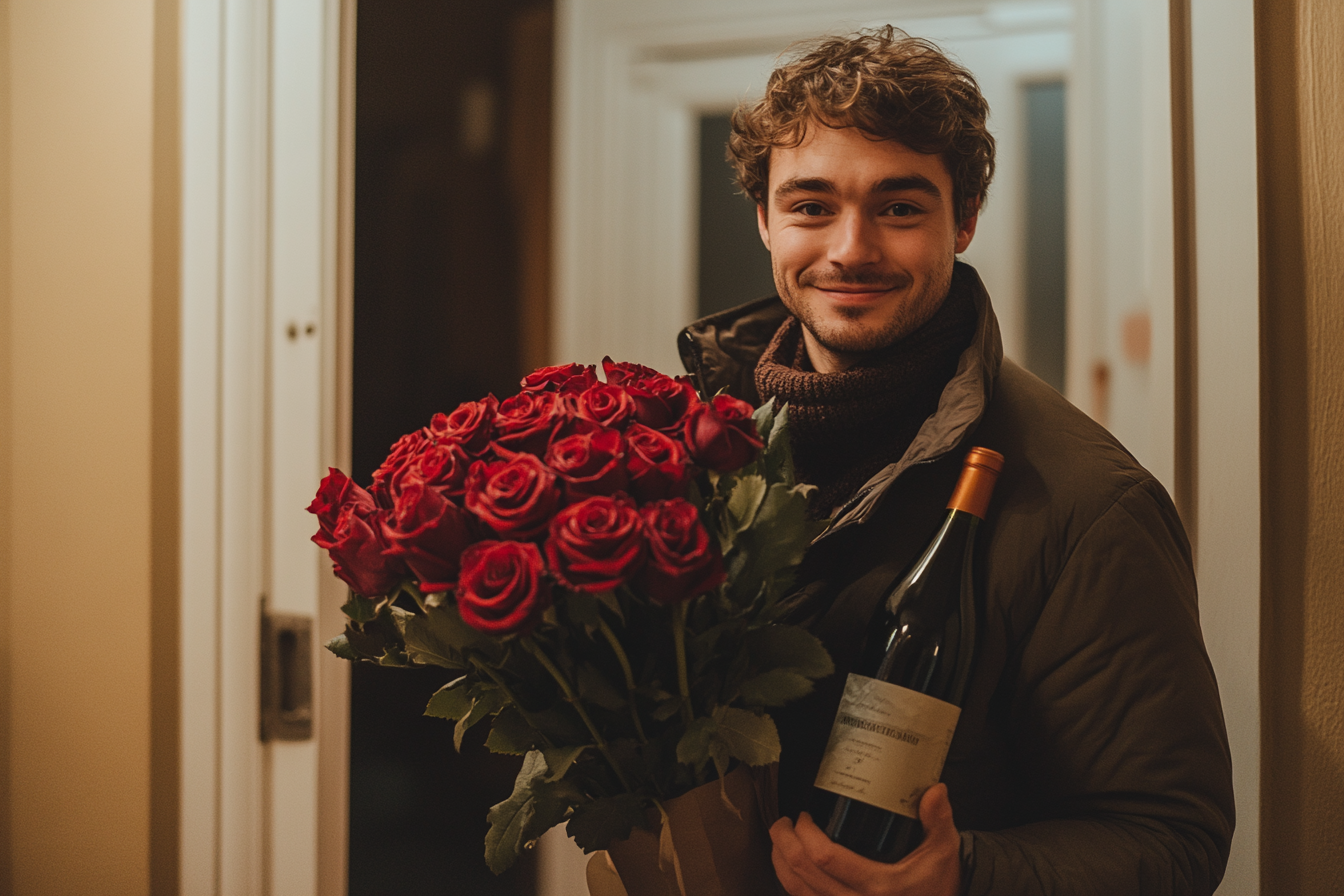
[1257, 0, 1344, 893]
[0, 1, 178, 894]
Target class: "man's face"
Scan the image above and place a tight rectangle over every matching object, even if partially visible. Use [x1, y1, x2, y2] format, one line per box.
[756, 125, 977, 373]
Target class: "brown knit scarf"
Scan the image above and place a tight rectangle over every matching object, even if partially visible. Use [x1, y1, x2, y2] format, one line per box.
[754, 281, 977, 517]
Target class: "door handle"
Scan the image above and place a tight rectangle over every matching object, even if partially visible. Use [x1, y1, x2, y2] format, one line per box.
[260, 609, 314, 741]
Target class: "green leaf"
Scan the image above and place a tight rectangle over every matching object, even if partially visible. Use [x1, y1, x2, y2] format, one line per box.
[651, 695, 684, 722]
[484, 750, 549, 874]
[737, 669, 815, 707]
[751, 397, 778, 445]
[746, 626, 835, 680]
[486, 705, 542, 755]
[567, 793, 650, 853]
[324, 634, 360, 662]
[424, 675, 473, 720]
[401, 602, 500, 669]
[455, 687, 509, 752]
[675, 716, 716, 768]
[341, 593, 379, 624]
[714, 706, 781, 766]
[762, 403, 796, 485]
[577, 663, 626, 712]
[725, 474, 768, 535]
[541, 745, 587, 782]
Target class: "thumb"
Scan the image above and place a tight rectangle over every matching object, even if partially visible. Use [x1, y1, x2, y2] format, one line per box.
[918, 783, 957, 841]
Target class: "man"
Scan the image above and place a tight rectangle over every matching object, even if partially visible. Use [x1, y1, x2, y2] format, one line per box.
[677, 28, 1234, 896]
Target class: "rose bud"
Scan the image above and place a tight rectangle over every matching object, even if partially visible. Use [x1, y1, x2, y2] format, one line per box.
[576, 382, 637, 430]
[520, 362, 598, 394]
[464, 454, 562, 539]
[456, 540, 552, 636]
[370, 429, 431, 507]
[682, 394, 763, 472]
[428, 395, 497, 455]
[545, 494, 646, 592]
[637, 499, 726, 605]
[601, 357, 662, 387]
[307, 467, 377, 545]
[545, 427, 628, 499]
[625, 424, 692, 502]
[321, 505, 407, 598]
[494, 390, 570, 456]
[382, 479, 474, 592]
[627, 375, 700, 433]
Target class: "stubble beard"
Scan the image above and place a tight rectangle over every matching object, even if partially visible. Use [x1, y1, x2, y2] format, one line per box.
[773, 250, 957, 360]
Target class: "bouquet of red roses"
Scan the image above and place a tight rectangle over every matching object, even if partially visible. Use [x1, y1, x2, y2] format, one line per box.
[309, 359, 830, 878]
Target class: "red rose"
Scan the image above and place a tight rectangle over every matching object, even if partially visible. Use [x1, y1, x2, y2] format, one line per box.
[601, 357, 662, 387]
[545, 495, 646, 592]
[307, 468, 377, 544]
[428, 395, 497, 455]
[625, 424, 692, 502]
[682, 394, 763, 472]
[320, 505, 406, 598]
[494, 391, 570, 455]
[464, 454, 562, 539]
[627, 375, 700, 433]
[545, 427, 628, 499]
[398, 440, 471, 498]
[576, 383, 636, 430]
[456, 540, 552, 635]
[521, 363, 598, 394]
[382, 479, 474, 591]
[371, 429, 432, 505]
[637, 499, 725, 605]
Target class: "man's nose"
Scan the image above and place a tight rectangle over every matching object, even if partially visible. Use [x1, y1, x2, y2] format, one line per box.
[827, 210, 883, 268]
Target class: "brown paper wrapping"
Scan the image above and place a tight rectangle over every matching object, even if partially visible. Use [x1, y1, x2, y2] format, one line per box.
[598, 763, 782, 896]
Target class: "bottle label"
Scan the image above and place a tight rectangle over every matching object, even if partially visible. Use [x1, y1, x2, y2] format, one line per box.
[814, 674, 961, 819]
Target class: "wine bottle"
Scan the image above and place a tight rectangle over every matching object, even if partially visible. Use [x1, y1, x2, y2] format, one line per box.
[813, 446, 1004, 862]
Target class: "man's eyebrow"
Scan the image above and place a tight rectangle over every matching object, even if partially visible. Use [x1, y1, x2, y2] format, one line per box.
[872, 175, 942, 198]
[771, 175, 943, 201]
[772, 177, 836, 200]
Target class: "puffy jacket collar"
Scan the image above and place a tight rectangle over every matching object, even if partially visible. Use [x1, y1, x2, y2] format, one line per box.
[678, 261, 1003, 537]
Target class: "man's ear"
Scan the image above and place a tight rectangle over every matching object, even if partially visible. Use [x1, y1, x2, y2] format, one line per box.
[756, 202, 771, 251]
[955, 207, 979, 254]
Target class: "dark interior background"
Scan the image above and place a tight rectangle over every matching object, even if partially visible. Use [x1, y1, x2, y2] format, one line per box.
[351, 2, 551, 893]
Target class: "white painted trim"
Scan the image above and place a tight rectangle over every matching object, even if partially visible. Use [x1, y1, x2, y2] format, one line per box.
[180, 2, 342, 893]
[1188, 0, 1260, 892]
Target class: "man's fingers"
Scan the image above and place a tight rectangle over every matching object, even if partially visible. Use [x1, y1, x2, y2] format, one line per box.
[769, 817, 827, 896]
[916, 784, 958, 848]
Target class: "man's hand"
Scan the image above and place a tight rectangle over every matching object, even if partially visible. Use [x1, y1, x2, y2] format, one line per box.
[768, 784, 962, 896]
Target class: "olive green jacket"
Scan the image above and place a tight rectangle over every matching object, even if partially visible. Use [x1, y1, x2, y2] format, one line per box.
[678, 263, 1235, 896]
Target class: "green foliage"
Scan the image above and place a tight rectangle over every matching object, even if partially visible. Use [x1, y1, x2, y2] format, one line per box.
[567, 793, 650, 853]
[424, 676, 473, 720]
[324, 634, 360, 661]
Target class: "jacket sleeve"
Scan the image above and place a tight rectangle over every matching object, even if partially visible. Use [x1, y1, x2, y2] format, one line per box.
[960, 478, 1235, 896]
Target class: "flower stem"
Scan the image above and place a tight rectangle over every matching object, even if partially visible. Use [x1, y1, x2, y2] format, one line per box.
[597, 615, 647, 743]
[673, 601, 694, 728]
[523, 636, 632, 792]
[468, 655, 554, 749]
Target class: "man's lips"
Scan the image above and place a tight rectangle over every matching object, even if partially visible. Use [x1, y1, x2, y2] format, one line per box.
[811, 285, 897, 303]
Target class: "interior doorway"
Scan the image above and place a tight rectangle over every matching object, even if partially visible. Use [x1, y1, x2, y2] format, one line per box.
[350, 1, 553, 893]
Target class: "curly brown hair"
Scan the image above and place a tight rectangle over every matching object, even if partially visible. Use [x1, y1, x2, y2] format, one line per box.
[729, 26, 995, 224]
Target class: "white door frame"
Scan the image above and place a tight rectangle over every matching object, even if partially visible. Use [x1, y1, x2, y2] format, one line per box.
[180, 1, 349, 893]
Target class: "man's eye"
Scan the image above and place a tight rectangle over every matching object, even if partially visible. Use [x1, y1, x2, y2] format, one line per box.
[885, 203, 917, 218]
[797, 202, 828, 217]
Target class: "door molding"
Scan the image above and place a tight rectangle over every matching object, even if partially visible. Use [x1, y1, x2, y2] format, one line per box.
[180, 1, 347, 893]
